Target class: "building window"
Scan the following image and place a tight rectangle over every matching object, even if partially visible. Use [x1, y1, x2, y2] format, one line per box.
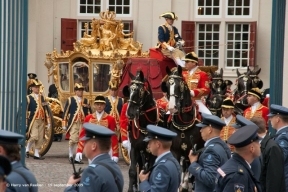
[197, 23, 220, 66]
[197, 0, 220, 16]
[79, 21, 93, 38]
[227, 0, 250, 16]
[79, 0, 101, 14]
[226, 23, 250, 67]
[122, 20, 133, 35]
[108, 0, 131, 15]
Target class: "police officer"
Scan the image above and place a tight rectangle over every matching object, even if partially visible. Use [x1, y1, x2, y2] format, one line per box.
[0, 155, 11, 192]
[139, 125, 181, 192]
[268, 104, 288, 191]
[188, 113, 231, 192]
[0, 129, 38, 192]
[214, 125, 261, 192]
[65, 123, 124, 192]
[231, 115, 261, 181]
[250, 116, 285, 192]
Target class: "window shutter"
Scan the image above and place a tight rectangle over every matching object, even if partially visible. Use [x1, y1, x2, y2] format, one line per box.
[249, 22, 257, 66]
[181, 21, 195, 53]
[61, 18, 77, 52]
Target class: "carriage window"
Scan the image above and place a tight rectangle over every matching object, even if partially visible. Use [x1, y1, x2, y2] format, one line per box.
[73, 62, 90, 92]
[197, 23, 220, 66]
[107, 0, 131, 15]
[92, 63, 111, 92]
[197, 0, 220, 16]
[59, 63, 70, 91]
[79, 0, 102, 15]
[227, 0, 250, 16]
[226, 24, 250, 68]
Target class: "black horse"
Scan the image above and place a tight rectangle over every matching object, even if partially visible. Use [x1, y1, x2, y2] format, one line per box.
[206, 68, 227, 117]
[123, 70, 165, 192]
[162, 66, 204, 191]
[233, 67, 263, 114]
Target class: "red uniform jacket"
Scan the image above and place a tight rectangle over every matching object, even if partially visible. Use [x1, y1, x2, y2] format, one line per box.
[156, 96, 169, 111]
[182, 68, 210, 100]
[120, 103, 129, 141]
[77, 112, 119, 157]
[244, 104, 269, 127]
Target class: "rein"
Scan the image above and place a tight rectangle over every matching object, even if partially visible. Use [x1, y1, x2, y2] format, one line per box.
[131, 103, 160, 140]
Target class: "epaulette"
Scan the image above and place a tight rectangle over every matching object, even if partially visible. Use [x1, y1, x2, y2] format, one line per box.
[160, 25, 167, 34]
[217, 168, 226, 178]
[159, 159, 167, 163]
[238, 165, 244, 175]
[281, 132, 286, 135]
[89, 164, 98, 168]
[208, 144, 215, 148]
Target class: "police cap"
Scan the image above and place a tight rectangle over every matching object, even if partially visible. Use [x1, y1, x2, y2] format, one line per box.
[228, 125, 260, 148]
[80, 123, 115, 141]
[143, 125, 177, 142]
[196, 113, 226, 130]
[0, 155, 11, 180]
[0, 129, 24, 145]
[267, 104, 288, 117]
[231, 115, 256, 129]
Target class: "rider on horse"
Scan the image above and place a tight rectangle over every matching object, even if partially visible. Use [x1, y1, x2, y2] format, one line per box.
[182, 52, 211, 114]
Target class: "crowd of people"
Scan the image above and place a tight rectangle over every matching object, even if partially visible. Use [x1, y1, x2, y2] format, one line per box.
[0, 10, 286, 192]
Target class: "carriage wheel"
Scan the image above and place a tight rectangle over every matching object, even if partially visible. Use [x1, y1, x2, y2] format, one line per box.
[120, 143, 130, 165]
[26, 106, 55, 157]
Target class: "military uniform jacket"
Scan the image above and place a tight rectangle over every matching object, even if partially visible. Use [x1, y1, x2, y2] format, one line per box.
[156, 96, 168, 111]
[260, 133, 285, 192]
[214, 153, 261, 192]
[139, 152, 181, 192]
[64, 153, 124, 192]
[158, 23, 182, 49]
[26, 94, 50, 134]
[120, 103, 129, 141]
[62, 96, 92, 131]
[182, 68, 210, 100]
[104, 96, 124, 125]
[6, 161, 38, 192]
[77, 113, 119, 157]
[220, 116, 236, 151]
[243, 104, 269, 126]
[188, 137, 231, 192]
[273, 126, 288, 191]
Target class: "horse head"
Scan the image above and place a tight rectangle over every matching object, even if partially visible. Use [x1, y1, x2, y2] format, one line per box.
[123, 70, 153, 120]
[210, 68, 227, 96]
[206, 95, 223, 117]
[163, 66, 191, 114]
[247, 68, 263, 89]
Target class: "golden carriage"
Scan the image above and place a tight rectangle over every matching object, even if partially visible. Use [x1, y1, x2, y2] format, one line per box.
[27, 10, 217, 164]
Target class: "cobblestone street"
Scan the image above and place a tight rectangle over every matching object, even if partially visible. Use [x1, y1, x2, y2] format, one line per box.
[26, 139, 129, 192]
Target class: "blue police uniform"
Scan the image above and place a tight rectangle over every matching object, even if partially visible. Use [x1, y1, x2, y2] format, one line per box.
[0, 130, 38, 192]
[214, 125, 262, 192]
[231, 115, 261, 180]
[268, 104, 288, 191]
[189, 114, 231, 192]
[64, 123, 124, 192]
[140, 125, 181, 192]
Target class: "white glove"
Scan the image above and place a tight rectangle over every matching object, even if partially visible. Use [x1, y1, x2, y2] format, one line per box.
[62, 126, 67, 130]
[179, 40, 185, 46]
[122, 140, 129, 149]
[47, 124, 51, 130]
[167, 46, 175, 52]
[111, 156, 119, 163]
[75, 152, 82, 162]
[190, 90, 195, 97]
